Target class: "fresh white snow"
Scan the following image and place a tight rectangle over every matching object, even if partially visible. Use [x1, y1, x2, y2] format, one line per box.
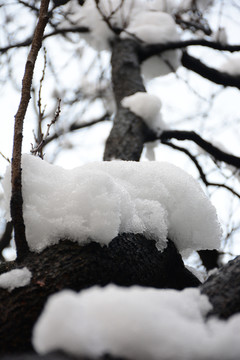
[60, 0, 181, 78]
[33, 284, 240, 360]
[3, 154, 221, 253]
[0, 267, 32, 292]
[121, 92, 167, 133]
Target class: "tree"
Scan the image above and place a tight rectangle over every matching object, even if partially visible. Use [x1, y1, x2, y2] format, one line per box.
[0, 0, 240, 359]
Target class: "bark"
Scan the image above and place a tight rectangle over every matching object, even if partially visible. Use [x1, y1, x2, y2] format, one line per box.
[11, 0, 50, 261]
[103, 39, 151, 161]
[0, 234, 200, 354]
[201, 255, 240, 319]
[181, 51, 240, 89]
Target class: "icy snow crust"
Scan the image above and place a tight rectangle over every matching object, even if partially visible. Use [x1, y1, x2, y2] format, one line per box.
[3, 155, 221, 253]
[33, 284, 240, 360]
[0, 267, 32, 292]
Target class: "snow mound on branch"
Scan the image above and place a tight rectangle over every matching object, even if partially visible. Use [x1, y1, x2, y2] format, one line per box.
[121, 10, 181, 78]
[3, 155, 221, 253]
[61, 0, 147, 51]
[121, 92, 167, 133]
[0, 267, 32, 292]
[60, 0, 181, 78]
[33, 284, 240, 360]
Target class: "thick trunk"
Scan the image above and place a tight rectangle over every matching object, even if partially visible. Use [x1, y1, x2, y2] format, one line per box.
[104, 39, 151, 161]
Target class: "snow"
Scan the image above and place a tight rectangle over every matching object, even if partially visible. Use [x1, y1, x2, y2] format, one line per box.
[180, 0, 214, 12]
[3, 154, 221, 253]
[0, 267, 32, 292]
[33, 284, 240, 360]
[60, 0, 181, 78]
[220, 56, 240, 76]
[121, 92, 167, 133]
[121, 9, 181, 78]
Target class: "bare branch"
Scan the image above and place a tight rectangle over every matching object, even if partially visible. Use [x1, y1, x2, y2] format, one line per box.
[43, 112, 110, 147]
[139, 39, 240, 62]
[0, 152, 10, 163]
[162, 141, 240, 199]
[181, 51, 240, 89]
[11, 0, 50, 262]
[158, 130, 240, 169]
[0, 26, 89, 54]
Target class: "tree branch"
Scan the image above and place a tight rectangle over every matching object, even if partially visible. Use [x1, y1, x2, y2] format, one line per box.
[139, 39, 240, 62]
[158, 130, 240, 168]
[181, 51, 240, 89]
[0, 27, 89, 54]
[11, 0, 50, 262]
[42, 112, 110, 148]
[161, 141, 240, 199]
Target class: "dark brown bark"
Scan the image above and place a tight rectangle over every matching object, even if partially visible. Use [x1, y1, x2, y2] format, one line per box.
[11, 0, 50, 262]
[0, 235, 200, 354]
[103, 39, 151, 161]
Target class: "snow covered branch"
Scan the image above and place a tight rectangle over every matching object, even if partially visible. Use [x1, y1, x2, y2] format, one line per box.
[0, 26, 89, 54]
[43, 112, 110, 148]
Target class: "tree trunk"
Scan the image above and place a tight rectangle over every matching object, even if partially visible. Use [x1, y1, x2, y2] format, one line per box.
[0, 235, 200, 354]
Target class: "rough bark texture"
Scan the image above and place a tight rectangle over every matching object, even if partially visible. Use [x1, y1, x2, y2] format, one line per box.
[0, 234, 200, 355]
[103, 39, 151, 161]
[201, 255, 240, 319]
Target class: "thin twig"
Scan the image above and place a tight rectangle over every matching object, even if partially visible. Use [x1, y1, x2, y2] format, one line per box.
[0, 152, 10, 163]
[31, 98, 61, 157]
[11, 0, 50, 262]
[162, 141, 240, 199]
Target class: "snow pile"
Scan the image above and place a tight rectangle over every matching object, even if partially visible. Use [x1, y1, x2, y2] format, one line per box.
[0, 267, 32, 292]
[33, 284, 240, 360]
[121, 8, 181, 79]
[61, 0, 180, 78]
[121, 92, 167, 133]
[3, 155, 221, 253]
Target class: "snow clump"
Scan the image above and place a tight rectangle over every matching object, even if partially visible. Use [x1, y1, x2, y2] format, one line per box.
[33, 284, 240, 360]
[121, 92, 167, 133]
[0, 267, 32, 292]
[60, 0, 181, 78]
[3, 154, 221, 254]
